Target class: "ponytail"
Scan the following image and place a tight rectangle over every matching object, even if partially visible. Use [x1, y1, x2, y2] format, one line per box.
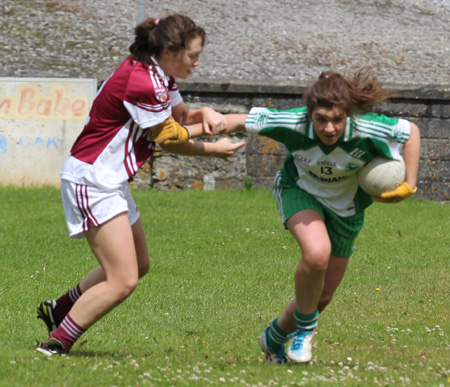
[129, 18, 159, 64]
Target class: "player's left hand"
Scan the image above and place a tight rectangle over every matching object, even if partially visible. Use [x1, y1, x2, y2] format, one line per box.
[372, 182, 417, 203]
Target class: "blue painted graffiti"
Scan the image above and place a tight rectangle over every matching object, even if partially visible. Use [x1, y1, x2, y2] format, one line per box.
[0, 135, 68, 153]
[0, 134, 6, 153]
[19, 136, 64, 150]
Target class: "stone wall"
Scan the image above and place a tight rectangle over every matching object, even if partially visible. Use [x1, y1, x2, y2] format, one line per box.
[132, 79, 450, 201]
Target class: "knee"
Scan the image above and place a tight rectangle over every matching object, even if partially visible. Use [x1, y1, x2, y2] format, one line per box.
[300, 247, 330, 272]
[118, 282, 138, 301]
[112, 277, 139, 303]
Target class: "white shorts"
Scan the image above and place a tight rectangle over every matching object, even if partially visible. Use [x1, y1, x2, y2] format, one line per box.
[61, 180, 141, 239]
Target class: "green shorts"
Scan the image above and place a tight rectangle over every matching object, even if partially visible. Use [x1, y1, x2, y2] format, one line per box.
[273, 182, 365, 258]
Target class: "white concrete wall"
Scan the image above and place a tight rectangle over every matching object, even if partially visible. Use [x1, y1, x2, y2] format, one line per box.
[0, 78, 97, 187]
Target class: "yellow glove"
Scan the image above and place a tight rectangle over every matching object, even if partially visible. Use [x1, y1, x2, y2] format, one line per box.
[144, 118, 189, 145]
[372, 182, 417, 203]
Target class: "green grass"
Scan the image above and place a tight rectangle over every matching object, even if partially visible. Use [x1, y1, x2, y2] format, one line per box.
[0, 187, 449, 386]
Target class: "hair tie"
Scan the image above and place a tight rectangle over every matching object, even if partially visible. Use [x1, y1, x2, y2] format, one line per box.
[155, 18, 160, 25]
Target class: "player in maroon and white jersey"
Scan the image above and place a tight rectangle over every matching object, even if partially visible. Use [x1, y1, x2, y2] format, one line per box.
[36, 14, 244, 356]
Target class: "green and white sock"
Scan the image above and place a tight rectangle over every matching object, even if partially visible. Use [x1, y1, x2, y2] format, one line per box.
[267, 318, 289, 349]
[294, 309, 319, 331]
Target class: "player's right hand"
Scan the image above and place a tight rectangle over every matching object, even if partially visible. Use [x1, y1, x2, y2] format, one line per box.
[201, 107, 227, 136]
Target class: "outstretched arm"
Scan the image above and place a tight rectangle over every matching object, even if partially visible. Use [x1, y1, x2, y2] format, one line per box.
[143, 118, 193, 144]
[159, 138, 246, 161]
[212, 114, 248, 135]
[172, 102, 227, 136]
[142, 112, 223, 145]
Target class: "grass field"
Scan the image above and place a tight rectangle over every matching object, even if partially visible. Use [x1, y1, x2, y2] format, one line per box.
[0, 187, 449, 386]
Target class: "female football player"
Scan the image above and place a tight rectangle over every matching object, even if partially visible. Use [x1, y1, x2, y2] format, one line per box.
[219, 68, 420, 363]
[36, 14, 244, 356]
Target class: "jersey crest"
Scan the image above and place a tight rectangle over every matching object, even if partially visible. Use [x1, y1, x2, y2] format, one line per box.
[254, 111, 270, 125]
[344, 163, 359, 171]
[155, 88, 168, 103]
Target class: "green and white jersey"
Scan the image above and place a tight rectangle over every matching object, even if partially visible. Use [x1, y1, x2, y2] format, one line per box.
[245, 107, 411, 217]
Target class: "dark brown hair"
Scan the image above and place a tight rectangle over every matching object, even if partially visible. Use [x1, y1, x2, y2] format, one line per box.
[129, 14, 206, 65]
[305, 68, 396, 117]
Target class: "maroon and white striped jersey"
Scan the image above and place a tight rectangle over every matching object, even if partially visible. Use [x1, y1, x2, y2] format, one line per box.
[60, 57, 183, 189]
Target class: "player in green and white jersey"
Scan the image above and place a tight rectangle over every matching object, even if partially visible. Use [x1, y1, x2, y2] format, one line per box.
[220, 68, 421, 364]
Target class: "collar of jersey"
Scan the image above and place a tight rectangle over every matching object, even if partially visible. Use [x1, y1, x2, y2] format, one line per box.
[150, 56, 170, 87]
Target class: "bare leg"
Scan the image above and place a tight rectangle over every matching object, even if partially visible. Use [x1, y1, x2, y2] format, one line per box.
[277, 255, 350, 333]
[288, 210, 331, 315]
[79, 218, 150, 294]
[317, 256, 349, 312]
[69, 213, 140, 329]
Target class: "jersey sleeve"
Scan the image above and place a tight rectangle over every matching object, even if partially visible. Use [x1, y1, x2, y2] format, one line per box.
[168, 77, 183, 107]
[123, 65, 172, 129]
[354, 114, 411, 160]
[245, 107, 309, 145]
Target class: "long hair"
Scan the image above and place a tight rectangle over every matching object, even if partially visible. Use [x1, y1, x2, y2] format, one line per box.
[129, 14, 205, 65]
[304, 68, 396, 117]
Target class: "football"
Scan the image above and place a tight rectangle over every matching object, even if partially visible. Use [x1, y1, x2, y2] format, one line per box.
[357, 157, 406, 196]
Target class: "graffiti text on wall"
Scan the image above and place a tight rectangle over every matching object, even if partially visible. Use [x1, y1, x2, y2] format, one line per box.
[0, 85, 89, 119]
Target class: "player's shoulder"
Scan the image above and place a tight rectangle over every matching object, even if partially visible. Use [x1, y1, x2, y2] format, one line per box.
[351, 112, 411, 145]
[117, 59, 163, 102]
[105, 58, 150, 88]
[352, 112, 400, 136]
[353, 112, 399, 129]
[113, 57, 145, 77]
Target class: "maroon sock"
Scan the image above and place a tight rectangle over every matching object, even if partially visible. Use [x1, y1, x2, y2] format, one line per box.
[54, 284, 82, 323]
[50, 313, 86, 350]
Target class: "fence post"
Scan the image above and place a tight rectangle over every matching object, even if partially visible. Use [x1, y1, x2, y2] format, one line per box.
[137, 0, 146, 23]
